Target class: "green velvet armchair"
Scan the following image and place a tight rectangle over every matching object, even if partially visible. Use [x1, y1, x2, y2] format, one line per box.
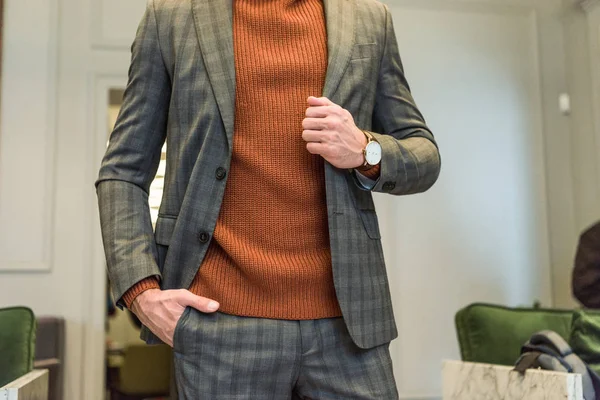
[0, 307, 37, 387]
[455, 303, 573, 366]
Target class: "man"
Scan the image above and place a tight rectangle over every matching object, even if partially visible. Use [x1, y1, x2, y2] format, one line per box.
[573, 221, 600, 308]
[97, 0, 440, 398]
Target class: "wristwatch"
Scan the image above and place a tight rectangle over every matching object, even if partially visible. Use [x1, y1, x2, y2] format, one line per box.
[358, 130, 382, 171]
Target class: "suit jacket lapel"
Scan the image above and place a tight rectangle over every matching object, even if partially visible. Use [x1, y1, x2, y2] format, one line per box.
[322, 0, 355, 99]
[191, 0, 236, 151]
[322, 0, 356, 205]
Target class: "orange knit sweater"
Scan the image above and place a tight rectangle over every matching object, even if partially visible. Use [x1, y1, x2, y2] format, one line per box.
[124, 0, 344, 319]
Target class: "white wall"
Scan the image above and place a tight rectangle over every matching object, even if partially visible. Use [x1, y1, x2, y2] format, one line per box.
[0, 0, 87, 399]
[379, 1, 570, 397]
[554, 0, 600, 308]
[0, 0, 144, 398]
[0, 0, 598, 399]
[563, 1, 599, 231]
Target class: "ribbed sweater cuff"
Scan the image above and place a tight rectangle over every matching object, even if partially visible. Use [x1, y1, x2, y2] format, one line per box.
[360, 164, 381, 180]
[122, 277, 161, 309]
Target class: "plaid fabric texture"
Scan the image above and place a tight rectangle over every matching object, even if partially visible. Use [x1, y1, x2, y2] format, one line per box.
[173, 309, 399, 399]
[96, 0, 441, 350]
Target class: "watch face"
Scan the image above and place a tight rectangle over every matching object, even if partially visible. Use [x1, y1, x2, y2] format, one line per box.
[365, 141, 382, 165]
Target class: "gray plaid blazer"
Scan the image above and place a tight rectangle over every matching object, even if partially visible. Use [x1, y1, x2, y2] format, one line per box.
[97, 0, 441, 349]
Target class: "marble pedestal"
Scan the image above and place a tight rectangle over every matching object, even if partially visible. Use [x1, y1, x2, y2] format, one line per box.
[0, 369, 49, 400]
[443, 360, 583, 400]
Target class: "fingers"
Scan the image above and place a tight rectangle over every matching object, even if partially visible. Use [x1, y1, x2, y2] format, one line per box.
[305, 105, 337, 118]
[302, 130, 323, 143]
[307, 96, 334, 107]
[303, 117, 330, 131]
[176, 290, 220, 313]
[306, 142, 324, 155]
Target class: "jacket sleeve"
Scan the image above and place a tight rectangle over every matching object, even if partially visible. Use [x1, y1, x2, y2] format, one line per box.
[95, 0, 170, 308]
[354, 5, 440, 195]
[573, 222, 600, 308]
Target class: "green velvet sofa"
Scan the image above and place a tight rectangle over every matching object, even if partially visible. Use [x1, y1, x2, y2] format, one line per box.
[455, 303, 594, 367]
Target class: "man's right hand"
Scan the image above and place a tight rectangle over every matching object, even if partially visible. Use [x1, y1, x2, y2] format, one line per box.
[130, 288, 220, 347]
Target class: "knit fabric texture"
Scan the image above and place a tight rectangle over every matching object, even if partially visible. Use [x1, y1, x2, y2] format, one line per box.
[187, 0, 341, 319]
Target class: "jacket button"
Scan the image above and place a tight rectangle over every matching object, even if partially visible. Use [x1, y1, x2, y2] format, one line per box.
[382, 181, 396, 191]
[215, 167, 227, 180]
[197, 232, 210, 244]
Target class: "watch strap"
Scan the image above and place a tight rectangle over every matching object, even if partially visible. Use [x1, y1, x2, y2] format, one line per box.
[359, 130, 378, 170]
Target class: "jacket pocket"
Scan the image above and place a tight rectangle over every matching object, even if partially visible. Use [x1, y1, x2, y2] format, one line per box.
[351, 43, 378, 61]
[358, 209, 382, 240]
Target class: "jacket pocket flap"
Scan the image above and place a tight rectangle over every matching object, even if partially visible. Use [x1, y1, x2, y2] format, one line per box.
[359, 210, 382, 240]
[351, 43, 378, 60]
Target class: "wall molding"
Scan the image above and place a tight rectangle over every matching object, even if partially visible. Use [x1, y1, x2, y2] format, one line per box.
[0, 0, 59, 272]
[81, 72, 127, 400]
[90, 0, 145, 50]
